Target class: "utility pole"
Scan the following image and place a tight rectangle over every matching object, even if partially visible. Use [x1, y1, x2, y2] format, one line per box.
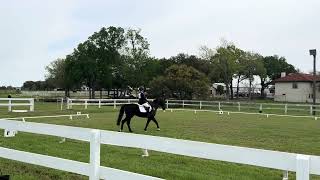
[310, 49, 317, 115]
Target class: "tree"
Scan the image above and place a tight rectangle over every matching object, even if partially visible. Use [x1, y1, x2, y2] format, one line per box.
[148, 76, 170, 98]
[234, 50, 246, 99]
[45, 26, 155, 99]
[21, 81, 54, 91]
[121, 28, 151, 88]
[149, 65, 209, 99]
[260, 55, 297, 97]
[242, 52, 266, 100]
[67, 26, 126, 98]
[167, 53, 211, 76]
[45, 58, 78, 97]
[209, 44, 240, 100]
[199, 46, 216, 61]
[46, 58, 65, 87]
[216, 85, 225, 95]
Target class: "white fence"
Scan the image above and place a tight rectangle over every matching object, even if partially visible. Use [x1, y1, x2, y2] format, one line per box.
[65, 98, 320, 116]
[5, 113, 90, 121]
[0, 98, 34, 112]
[166, 100, 320, 115]
[66, 98, 139, 110]
[0, 119, 162, 180]
[0, 119, 319, 179]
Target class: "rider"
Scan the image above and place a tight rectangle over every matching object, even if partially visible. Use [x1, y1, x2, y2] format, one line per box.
[138, 86, 151, 115]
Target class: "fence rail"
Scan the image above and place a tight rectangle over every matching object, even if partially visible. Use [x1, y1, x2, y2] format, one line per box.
[0, 119, 319, 179]
[0, 119, 162, 180]
[65, 98, 320, 116]
[0, 98, 34, 112]
[66, 98, 139, 110]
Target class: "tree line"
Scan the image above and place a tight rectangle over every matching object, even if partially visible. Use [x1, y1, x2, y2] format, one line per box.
[22, 26, 297, 100]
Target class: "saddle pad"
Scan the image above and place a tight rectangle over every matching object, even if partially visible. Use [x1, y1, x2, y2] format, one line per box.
[138, 105, 147, 113]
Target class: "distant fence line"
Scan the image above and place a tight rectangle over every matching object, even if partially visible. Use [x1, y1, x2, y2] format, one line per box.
[65, 98, 139, 110]
[65, 98, 320, 116]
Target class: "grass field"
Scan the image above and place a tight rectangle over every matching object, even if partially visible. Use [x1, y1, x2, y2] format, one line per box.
[0, 102, 320, 179]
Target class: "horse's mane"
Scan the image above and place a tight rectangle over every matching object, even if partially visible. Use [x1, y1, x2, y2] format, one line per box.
[152, 97, 163, 104]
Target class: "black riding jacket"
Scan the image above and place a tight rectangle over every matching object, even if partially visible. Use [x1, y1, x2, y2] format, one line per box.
[138, 92, 148, 105]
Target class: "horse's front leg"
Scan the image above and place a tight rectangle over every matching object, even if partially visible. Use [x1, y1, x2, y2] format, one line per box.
[127, 119, 133, 133]
[152, 117, 160, 131]
[144, 118, 152, 131]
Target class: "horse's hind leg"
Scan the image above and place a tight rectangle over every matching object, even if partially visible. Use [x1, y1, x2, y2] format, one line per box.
[127, 119, 133, 133]
[152, 118, 160, 131]
[120, 117, 127, 132]
[121, 116, 133, 132]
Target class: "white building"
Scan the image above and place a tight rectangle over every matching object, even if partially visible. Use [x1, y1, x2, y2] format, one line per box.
[274, 73, 320, 103]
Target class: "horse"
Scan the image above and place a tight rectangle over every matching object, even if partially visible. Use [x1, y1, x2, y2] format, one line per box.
[116, 97, 166, 132]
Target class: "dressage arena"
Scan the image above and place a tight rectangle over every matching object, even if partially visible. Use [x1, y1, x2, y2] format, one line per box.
[0, 100, 320, 179]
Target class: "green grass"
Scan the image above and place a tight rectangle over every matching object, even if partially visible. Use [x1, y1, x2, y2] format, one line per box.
[0, 102, 319, 179]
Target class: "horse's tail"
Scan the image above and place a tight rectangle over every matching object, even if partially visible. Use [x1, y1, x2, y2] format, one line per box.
[117, 105, 125, 125]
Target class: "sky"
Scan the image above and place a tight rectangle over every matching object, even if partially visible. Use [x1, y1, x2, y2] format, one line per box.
[1, 0, 320, 87]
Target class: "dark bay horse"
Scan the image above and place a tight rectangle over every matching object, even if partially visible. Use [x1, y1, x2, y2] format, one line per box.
[116, 98, 166, 132]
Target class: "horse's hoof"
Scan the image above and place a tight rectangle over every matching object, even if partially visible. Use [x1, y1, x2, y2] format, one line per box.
[144, 129, 147, 132]
[118, 130, 122, 132]
[157, 128, 160, 131]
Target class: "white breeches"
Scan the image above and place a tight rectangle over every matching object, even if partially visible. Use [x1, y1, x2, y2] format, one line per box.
[142, 102, 151, 108]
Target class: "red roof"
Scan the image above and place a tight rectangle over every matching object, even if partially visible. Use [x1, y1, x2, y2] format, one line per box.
[274, 73, 320, 82]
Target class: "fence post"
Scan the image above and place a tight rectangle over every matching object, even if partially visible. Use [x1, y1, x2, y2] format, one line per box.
[66, 98, 69, 109]
[60, 98, 63, 110]
[285, 104, 288, 114]
[90, 130, 101, 180]
[182, 100, 185, 108]
[296, 154, 310, 180]
[114, 100, 116, 109]
[30, 99, 34, 112]
[310, 105, 313, 116]
[67, 99, 72, 109]
[85, 100, 88, 109]
[166, 100, 169, 109]
[98, 100, 101, 108]
[282, 171, 289, 180]
[200, 101, 202, 109]
[238, 102, 240, 111]
[8, 99, 12, 112]
[218, 102, 221, 110]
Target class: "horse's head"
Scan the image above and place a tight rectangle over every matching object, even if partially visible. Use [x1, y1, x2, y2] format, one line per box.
[153, 97, 166, 110]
